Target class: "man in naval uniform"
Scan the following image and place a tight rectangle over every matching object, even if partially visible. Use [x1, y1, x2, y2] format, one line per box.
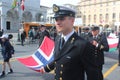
[87, 26, 109, 80]
[41, 4, 101, 80]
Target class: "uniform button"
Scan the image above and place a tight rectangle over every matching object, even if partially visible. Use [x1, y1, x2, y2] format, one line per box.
[61, 64, 63, 67]
[59, 77, 62, 80]
[55, 61, 56, 64]
[60, 71, 63, 74]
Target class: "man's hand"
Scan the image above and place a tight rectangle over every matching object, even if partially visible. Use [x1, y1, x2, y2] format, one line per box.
[40, 67, 45, 74]
[92, 40, 98, 46]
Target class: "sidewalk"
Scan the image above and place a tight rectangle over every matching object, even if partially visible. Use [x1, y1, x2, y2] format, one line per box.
[7, 33, 38, 46]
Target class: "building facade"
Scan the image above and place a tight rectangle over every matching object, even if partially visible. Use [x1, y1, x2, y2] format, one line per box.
[78, 0, 120, 27]
[0, 0, 44, 32]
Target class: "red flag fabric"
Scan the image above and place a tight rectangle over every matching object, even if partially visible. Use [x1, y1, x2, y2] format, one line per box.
[21, 0, 25, 11]
[17, 36, 54, 72]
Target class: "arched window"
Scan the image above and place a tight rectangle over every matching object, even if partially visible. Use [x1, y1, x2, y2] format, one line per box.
[112, 13, 116, 19]
[83, 15, 86, 24]
[88, 15, 91, 23]
[105, 13, 109, 23]
[99, 14, 103, 23]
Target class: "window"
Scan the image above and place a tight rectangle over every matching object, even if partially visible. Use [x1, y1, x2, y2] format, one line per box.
[106, 8, 108, 12]
[99, 14, 103, 23]
[113, 1, 116, 5]
[112, 13, 116, 19]
[106, 0, 109, 6]
[83, 15, 86, 24]
[105, 13, 109, 23]
[100, 0, 102, 7]
[106, 2, 109, 6]
[100, 4, 102, 7]
[6, 21, 10, 30]
[88, 15, 91, 23]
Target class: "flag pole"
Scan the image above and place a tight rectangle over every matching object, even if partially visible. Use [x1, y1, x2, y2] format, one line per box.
[19, 0, 23, 30]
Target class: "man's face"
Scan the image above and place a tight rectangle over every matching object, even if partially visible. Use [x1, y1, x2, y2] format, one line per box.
[92, 30, 99, 36]
[54, 16, 74, 34]
[40, 27, 45, 32]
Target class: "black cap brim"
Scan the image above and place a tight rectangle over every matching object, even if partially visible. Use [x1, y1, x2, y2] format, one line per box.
[91, 27, 99, 31]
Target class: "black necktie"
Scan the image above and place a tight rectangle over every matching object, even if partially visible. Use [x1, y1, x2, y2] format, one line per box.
[60, 37, 65, 49]
[93, 36, 97, 39]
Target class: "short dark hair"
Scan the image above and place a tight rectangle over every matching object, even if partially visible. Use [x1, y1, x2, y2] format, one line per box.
[91, 26, 99, 31]
[41, 25, 46, 28]
[8, 34, 13, 39]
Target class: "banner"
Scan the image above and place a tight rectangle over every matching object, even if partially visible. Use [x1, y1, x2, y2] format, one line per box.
[107, 37, 118, 52]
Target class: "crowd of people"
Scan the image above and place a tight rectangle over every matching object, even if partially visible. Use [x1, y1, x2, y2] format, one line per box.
[17, 24, 57, 47]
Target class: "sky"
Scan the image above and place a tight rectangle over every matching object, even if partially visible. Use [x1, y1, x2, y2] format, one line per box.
[40, 0, 80, 7]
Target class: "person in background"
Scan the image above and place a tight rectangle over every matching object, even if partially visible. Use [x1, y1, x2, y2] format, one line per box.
[0, 28, 3, 37]
[0, 34, 14, 78]
[38, 25, 50, 46]
[21, 31, 26, 46]
[80, 27, 91, 40]
[8, 34, 15, 55]
[88, 26, 109, 80]
[28, 28, 34, 42]
[117, 29, 120, 66]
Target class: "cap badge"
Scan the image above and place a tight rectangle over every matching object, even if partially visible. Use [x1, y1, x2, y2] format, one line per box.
[71, 38, 75, 44]
[70, 14, 72, 16]
[53, 4, 59, 12]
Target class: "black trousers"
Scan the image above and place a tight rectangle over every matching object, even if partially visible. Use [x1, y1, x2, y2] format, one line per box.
[21, 39, 24, 46]
[86, 65, 103, 80]
[118, 49, 120, 64]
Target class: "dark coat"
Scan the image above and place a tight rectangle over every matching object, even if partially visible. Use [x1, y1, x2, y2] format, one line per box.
[117, 33, 120, 64]
[88, 34, 109, 66]
[1, 40, 13, 59]
[117, 32, 120, 48]
[21, 31, 26, 40]
[44, 32, 102, 80]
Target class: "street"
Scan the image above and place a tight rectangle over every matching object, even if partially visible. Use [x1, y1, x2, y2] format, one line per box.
[0, 36, 119, 80]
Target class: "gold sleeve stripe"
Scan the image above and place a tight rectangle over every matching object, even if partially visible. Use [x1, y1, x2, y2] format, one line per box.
[47, 65, 51, 71]
[100, 45, 104, 49]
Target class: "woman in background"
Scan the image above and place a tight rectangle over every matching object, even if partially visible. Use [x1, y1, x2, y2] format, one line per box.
[0, 34, 14, 78]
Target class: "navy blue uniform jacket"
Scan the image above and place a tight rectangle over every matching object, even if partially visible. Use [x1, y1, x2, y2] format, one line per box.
[44, 32, 101, 80]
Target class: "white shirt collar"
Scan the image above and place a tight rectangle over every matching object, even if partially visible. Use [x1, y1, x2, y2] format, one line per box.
[93, 34, 99, 38]
[61, 30, 74, 42]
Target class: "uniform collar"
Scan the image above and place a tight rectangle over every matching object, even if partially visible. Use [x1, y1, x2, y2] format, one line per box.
[61, 29, 74, 42]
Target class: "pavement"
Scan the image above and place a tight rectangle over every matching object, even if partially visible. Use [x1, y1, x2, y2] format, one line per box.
[0, 34, 54, 80]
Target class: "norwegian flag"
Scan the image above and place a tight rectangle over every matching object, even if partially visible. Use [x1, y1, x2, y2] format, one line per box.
[21, 0, 25, 11]
[17, 36, 54, 72]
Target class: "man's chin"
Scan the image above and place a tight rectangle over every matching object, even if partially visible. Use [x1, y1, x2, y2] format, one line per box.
[57, 31, 62, 33]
